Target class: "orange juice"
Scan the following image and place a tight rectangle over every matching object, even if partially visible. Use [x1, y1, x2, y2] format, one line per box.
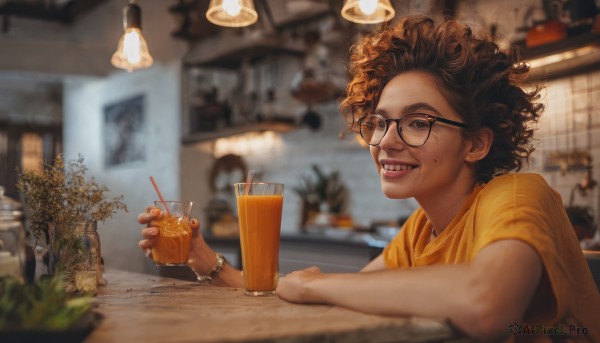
[152, 215, 192, 265]
[237, 194, 283, 294]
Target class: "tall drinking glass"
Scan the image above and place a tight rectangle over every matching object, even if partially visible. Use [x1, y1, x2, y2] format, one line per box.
[151, 200, 193, 266]
[234, 183, 284, 296]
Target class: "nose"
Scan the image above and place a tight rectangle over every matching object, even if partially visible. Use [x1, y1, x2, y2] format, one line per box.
[378, 121, 406, 150]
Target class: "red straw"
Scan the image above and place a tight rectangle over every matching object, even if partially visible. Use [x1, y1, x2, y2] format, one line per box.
[149, 176, 171, 216]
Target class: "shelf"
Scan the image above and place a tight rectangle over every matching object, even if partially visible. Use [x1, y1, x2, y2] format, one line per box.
[514, 32, 600, 80]
[514, 32, 600, 60]
[182, 120, 296, 144]
[184, 34, 304, 69]
[187, 45, 304, 69]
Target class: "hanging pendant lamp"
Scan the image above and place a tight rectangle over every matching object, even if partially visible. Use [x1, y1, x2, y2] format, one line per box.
[341, 0, 395, 24]
[111, 0, 154, 72]
[206, 0, 258, 28]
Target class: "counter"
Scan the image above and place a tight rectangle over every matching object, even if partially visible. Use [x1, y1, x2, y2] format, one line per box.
[86, 269, 461, 343]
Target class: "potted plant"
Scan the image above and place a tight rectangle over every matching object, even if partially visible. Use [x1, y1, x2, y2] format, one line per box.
[0, 274, 95, 334]
[16, 154, 127, 294]
[293, 165, 350, 229]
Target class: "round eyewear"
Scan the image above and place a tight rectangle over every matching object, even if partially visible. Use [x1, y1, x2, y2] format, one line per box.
[358, 113, 468, 147]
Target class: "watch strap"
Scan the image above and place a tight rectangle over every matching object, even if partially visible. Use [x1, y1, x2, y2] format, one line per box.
[195, 253, 226, 284]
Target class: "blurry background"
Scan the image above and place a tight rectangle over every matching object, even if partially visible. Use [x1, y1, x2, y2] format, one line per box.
[1, 0, 599, 275]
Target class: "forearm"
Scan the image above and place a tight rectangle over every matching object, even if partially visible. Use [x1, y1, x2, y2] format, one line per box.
[284, 240, 541, 340]
[305, 265, 478, 329]
[210, 264, 244, 288]
[187, 239, 244, 288]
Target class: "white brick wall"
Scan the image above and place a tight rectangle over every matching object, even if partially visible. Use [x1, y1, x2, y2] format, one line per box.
[530, 70, 600, 226]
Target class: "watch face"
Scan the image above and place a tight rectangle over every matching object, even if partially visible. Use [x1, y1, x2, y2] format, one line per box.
[216, 253, 226, 268]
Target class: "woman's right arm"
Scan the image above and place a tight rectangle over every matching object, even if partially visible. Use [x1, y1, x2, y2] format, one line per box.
[138, 207, 244, 288]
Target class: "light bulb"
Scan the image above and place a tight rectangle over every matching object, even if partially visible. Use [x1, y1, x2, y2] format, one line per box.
[111, 28, 153, 72]
[223, 0, 242, 17]
[123, 29, 143, 64]
[358, 0, 377, 15]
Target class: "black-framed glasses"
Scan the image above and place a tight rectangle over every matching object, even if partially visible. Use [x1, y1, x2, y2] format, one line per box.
[358, 113, 468, 147]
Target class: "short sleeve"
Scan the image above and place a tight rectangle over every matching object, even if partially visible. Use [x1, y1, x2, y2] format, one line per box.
[471, 173, 582, 322]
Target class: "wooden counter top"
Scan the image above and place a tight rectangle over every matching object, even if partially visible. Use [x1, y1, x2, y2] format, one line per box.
[86, 269, 460, 343]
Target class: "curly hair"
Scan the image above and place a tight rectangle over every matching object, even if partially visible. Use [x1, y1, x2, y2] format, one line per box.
[340, 15, 544, 183]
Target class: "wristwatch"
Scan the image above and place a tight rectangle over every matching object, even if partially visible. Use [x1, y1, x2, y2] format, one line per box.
[195, 253, 227, 284]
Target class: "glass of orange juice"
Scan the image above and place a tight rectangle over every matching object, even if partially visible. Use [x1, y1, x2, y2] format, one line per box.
[151, 200, 193, 266]
[234, 182, 284, 296]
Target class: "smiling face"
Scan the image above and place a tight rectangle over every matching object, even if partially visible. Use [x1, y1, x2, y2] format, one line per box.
[369, 71, 477, 203]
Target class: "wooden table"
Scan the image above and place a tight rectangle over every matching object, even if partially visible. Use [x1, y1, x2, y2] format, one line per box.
[85, 269, 460, 343]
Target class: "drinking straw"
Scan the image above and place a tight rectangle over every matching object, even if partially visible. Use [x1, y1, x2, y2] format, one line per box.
[244, 170, 255, 195]
[149, 176, 171, 216]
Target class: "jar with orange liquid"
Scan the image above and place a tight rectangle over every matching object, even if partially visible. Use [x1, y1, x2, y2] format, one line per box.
[151, 201, 193, 266]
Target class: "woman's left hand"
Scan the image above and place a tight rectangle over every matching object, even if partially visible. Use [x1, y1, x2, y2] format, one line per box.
[276, 266, 325, 304]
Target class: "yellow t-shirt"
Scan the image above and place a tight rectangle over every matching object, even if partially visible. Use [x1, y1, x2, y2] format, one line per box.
[383, 173, 600, 341]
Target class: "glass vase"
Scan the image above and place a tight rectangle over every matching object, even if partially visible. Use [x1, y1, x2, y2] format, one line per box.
[49, 221, 101, 295]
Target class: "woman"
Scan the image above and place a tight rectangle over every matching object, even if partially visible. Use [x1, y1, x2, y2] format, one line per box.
[139, 15, 600, 341]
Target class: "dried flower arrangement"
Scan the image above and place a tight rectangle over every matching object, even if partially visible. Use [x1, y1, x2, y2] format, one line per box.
[17, 154, 128, 242]
[16, 154, 127, 293]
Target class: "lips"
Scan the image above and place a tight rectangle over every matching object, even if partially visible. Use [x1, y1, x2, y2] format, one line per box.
[379, 159, 418, 179]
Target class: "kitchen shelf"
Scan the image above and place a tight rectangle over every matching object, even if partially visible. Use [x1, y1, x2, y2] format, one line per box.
[514, 32, 600, 80]
[515, 32, 600, 59]
[184, 34, 304, 69]
[182, 120, 296, 144]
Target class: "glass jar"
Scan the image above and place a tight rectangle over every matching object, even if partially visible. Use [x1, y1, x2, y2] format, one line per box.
[0, 186, 26, 282]
[49, 221, 101, 294]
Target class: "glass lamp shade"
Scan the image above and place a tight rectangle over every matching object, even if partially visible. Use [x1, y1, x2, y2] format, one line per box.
[111, 28, 154, 72]
[206, 0, 258, 28]
[341, 0, 395, 24]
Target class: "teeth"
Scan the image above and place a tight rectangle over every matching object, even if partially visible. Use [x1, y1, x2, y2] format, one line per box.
[382, 164, 415, 171]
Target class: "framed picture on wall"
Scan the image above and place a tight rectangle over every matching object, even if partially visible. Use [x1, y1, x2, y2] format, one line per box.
[103, 94, 146, 168]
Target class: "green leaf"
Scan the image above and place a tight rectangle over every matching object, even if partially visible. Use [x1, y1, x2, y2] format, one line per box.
[0, 275, 93, 331]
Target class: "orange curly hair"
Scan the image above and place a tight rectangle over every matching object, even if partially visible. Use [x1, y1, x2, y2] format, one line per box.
[340, 15, 543, 183]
